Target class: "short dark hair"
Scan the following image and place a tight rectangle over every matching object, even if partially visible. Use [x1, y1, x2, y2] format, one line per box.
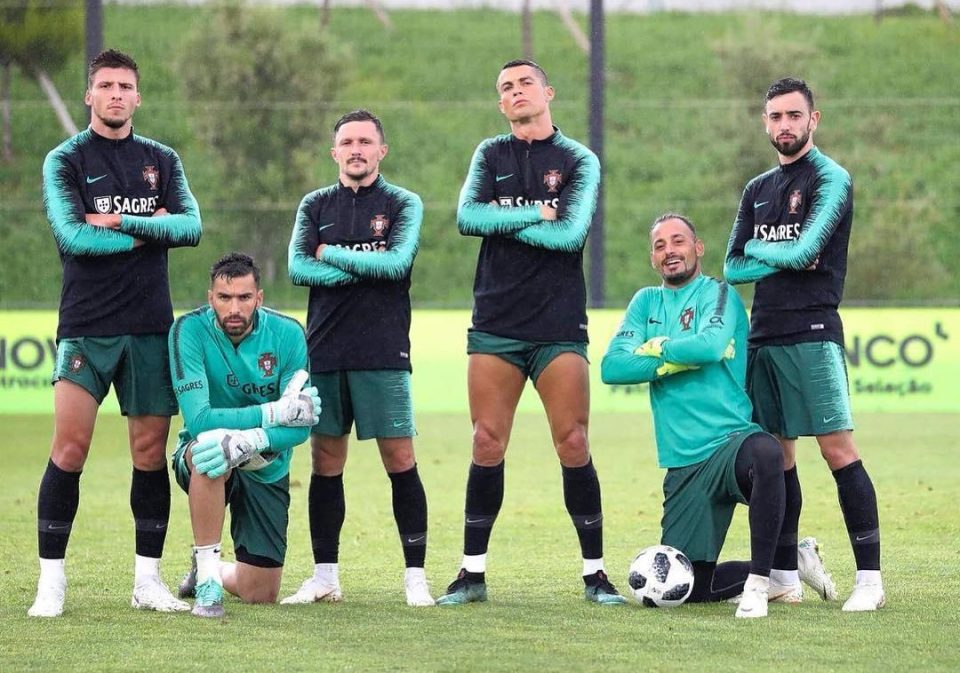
[499, 59, 549, 87]
[333, 109, 385, 143]
[765, 77, 815, 111]
[650, 212, 697, 237]
[88, 49, 139, 89]
[210, 252, 260, 286]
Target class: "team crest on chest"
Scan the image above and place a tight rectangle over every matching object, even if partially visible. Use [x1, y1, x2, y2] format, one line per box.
[94, 196, 112, 214]
[257, 352, 277, 377]
[788, 190, 802, 214]
[142, 165, 160, 191]
[679, 307, 695, 331]
[370, 214, 390, 238]
[543, 170, 563, 193]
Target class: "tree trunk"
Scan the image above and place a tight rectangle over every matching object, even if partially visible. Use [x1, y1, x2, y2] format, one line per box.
[320, 0, 331, 28]
[36, 68, 79, 137]
[522, 0, 533, 60]
[1, 61, 12, 162]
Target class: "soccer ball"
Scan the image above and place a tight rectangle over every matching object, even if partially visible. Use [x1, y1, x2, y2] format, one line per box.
[627, 544, 695, 608]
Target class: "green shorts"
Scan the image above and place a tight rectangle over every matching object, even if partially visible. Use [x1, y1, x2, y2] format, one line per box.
[467, 330, 588, 384]
[660, 432, 750, 563]
[310, 370, 415, 440]
[747, 341, 854, 439]
[172, 442, 289, 568]
[53, 335, 178, 416]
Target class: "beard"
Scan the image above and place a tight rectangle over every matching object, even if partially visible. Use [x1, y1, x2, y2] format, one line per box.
[662, 259, 699, 287]
[218, 313, 252, 337]
[770, 127, 811, 157]
[97, 113, 129, 130]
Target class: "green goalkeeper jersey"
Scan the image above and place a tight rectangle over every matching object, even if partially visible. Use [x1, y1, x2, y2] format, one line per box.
[168, 306, 311, 483]
[600, 274, 760, 468]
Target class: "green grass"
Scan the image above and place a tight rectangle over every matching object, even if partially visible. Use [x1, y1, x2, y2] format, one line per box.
[2, 412, 958, 672]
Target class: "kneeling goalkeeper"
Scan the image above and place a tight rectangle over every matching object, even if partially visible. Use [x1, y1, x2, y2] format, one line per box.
[168, 252, 321, 617]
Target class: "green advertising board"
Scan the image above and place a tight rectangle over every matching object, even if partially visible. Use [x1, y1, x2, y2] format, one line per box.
[1, 308, 956, 414]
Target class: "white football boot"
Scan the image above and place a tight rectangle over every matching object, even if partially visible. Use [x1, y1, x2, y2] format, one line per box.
[404, 567, 435, 607]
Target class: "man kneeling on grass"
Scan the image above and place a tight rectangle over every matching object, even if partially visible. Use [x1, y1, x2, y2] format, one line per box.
[168, 252, 320, 617]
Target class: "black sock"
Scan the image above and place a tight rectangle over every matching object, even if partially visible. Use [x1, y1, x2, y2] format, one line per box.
[388, 465, 428, 568]
[773, 466, 802, 571]
[687, 561, 751, 603]
[463, 461, 504, 556]
[37, 459, 81, 559]
[562, 459, 603, 562]
[309, 473, 345, 564]
[834, 460, 881, 571]
[131, 467, 170, 558]
[734, 433, 784, 577]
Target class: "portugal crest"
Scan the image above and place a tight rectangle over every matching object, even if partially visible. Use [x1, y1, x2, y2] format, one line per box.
[679, 307, 695, 331]
[257, 353, 277, 377]
[95, 196, 112, 214]
[68, 354, 85, 373]
[788, 190, 803, 215]
[370, 214, 390, 238]
[143, 165, 159, 191]
[543, 170, 563, 193]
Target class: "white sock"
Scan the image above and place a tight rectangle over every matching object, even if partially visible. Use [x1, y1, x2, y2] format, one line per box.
[38, 557, 66, 585]
[770, 569, 800, 586]
[134, 554, 160, 585]
[405, 567, 426, 583]
[855, 570, 882, 586]
[582, 558, 605, 577]
[195, 543, 222, 585]
[313, 562, 339, 585]
[462, 554, 486, 573]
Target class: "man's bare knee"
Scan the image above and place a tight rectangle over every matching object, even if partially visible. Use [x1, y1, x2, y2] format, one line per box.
[554, 425, 589, 466]
[51, 440, 89, 472]
[472, 423, 507, 466]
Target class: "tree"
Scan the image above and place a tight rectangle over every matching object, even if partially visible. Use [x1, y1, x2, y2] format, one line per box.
[176, 4, 348, 281]
[0, 0, 82, 160]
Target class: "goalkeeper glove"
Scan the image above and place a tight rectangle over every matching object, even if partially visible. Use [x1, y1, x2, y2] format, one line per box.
[723, 338, 736, 360]
[192, 428, 270, 479]
[635, 336, 669, 358]
[260, 369, 322, 428]
[656, 361, 700, 377]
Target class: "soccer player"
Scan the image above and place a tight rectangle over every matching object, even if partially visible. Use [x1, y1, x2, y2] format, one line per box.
[29, 49, 202, 617]
[724, 77, 884, 611]
[601, 213, 790, 618]
[436, 59, 624, 606]
[284, 109, 433, 607]
[170, 253, 321, 618]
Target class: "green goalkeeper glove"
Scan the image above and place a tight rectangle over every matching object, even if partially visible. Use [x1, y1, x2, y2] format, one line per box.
[260, 369, 321, 428]
[635, 336, 669, 358]
[656, 361, 700, 377]
[192, 428, 270, 479]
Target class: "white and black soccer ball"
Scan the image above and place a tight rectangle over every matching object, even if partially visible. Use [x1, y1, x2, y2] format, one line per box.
[627, 544, 694, 608]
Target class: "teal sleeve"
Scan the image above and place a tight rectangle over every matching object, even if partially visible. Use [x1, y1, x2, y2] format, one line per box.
[457, 140, 541, 237]
[600, 290, 661, 385]
[322, 188, 421, 281]
[287, 192, 361, 287]
[723, 187, 778, 284]
[512, 150, 599, 252]
[118, 153, 202, 247]
[168, 315, 263, 435]
[661, 282, 741, 366]
[42, 147, 137, 255]
[744, 167, 852, 271]
[262, 324, 311, 452]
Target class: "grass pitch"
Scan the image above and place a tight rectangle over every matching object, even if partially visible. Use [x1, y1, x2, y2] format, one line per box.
[1, 412, 957, 672]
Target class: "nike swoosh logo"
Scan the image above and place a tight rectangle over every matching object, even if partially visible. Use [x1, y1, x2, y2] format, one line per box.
[855, 534, 875, 542]
[393, 420, 407, 428]
[584, 516, 602, 526]
[86, 174, 108, 184]
[46, 523, 70, 531]
[822, 416, 837, 424]
[465, 517, 490, 524]
[154, 523, 167, 530]
[317, 223, 336, 232]
[495, 174, 514, 182]
[648, 318, 661, 325]
[406, 535, 425, 544]
[753, 201, 769, 209]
